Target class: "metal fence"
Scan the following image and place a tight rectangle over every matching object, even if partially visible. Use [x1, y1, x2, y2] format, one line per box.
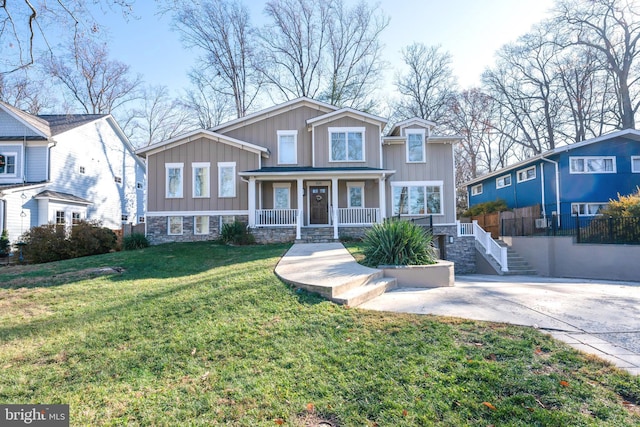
[501, 213, 640, 245]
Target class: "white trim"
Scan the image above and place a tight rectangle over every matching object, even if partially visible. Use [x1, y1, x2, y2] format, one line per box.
[0, 152, 18, 177]
[328, 127, 366, 163]
[569, 156, 616, 174]
[136, 129, 269, 157]
[192, 162, 211, 198]
[516, 165, 536, 183]
[306, 107, 387, 127]
[631, 156, 640, 173]
[346, 181, 365, 208]
[277, 130, 298, 165]
[390, 181, 444, 216]
[496, 174, 512, 189]
[218, 161, 236, 198]
[167, 216, 183, 235]
[165, 163, 184, 198]
[272, 182, 291, 209]
[146, 210, 249, 217]
[405, 129, 426, 163]
[471, 183, 483, 196]
[571, 202, 609, 216]
[194, 215, 210, 235]
[306, 181, 331, 226]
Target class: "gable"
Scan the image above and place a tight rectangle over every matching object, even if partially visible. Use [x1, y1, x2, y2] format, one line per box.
[0, 108, 48, 140]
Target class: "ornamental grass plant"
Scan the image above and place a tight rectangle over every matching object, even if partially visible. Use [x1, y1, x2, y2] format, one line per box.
[361, 219, 437, 267]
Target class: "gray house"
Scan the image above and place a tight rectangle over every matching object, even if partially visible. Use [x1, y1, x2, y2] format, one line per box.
[137, 97, 472, 268]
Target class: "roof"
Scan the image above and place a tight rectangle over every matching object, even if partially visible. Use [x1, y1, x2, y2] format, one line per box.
[463, 128, 640, 186]
[38, 114, 106, 136]
[239, 166, 396, 176]
[387, 118, 437, 136]
[34, 190, 92, 205]
[305, 107, 387, 128]
[136, 129, 270, 157]
[0, 100, 50, 138]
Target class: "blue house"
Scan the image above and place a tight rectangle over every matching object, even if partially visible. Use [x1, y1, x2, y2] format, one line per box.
[464, 129, 640, 218]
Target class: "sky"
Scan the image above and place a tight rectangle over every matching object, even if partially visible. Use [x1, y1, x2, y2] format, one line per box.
[95, 0, 556, 99]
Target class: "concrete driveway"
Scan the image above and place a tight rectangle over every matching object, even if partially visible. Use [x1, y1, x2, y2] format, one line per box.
[359, 274, 640, 375]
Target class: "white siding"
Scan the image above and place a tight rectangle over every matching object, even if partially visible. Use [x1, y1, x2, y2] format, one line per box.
[25, 145, 48, 182]
[0, 109, 41, 137]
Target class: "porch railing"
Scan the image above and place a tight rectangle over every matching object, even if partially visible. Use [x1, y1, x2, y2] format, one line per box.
[473, 221, 508, 272]
[255, 209, 298, 226]
[337, 208, 379, 225]
[457, 221, 474, 237]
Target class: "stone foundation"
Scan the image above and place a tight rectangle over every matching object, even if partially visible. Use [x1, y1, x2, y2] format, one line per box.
[146, 215, 248, 245]
[251, 226, 297, 244]
[431, 225, 476, 274]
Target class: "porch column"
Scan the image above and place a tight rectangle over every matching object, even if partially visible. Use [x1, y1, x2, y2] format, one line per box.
[332, 177, 339, 239]
[248, 177, 256, 227]
[296, 178, 303, 240]
[378, 176, 386, 223]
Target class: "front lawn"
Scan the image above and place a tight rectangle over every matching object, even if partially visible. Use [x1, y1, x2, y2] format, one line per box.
[0, 242, 638, 426]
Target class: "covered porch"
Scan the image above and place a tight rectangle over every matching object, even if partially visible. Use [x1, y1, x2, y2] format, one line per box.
[239, 167, 395, 241]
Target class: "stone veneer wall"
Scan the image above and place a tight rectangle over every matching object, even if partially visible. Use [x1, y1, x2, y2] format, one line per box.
[251, 227, 297, 244]
[146, 215, 248, 245]
[431, 225, 476, 274]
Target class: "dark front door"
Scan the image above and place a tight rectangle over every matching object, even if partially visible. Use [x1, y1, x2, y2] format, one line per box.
[310, 186, 329, 224]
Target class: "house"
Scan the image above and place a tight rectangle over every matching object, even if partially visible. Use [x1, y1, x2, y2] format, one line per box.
[0, 101, 146, 243]
[136, 97, 475, 271]
[465, 129, 640, 218]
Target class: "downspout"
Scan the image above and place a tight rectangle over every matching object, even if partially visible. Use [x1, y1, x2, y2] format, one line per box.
[540, 157, 560, 227]
[540, 162, 546, 219]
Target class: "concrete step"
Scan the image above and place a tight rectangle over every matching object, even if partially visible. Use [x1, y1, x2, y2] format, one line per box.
[332, 277, 397, 307]
[503, 269, 538, 276]
[329, 269, 384, 298]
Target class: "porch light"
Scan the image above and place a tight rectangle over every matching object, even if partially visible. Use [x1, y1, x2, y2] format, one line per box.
[448, 235, 454, 244]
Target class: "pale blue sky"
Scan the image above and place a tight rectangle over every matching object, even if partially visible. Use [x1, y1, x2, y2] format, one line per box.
[95, 0, 556, 97]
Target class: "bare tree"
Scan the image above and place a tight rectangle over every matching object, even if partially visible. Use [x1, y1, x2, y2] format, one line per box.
[554, 0, 640, 129]
[0, 1, 134, 74]
[171, 0, 260, 118]
[394, 43, 457, 124]
[46, 36, 142, 114]
[0, 69, 56, 113]
[182, 72, 235, 129]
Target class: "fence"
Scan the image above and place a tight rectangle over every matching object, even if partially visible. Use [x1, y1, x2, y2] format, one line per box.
[502, 213, 640, 245]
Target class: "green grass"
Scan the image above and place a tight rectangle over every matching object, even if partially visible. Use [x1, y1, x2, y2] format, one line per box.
[1, 241, 638, 426]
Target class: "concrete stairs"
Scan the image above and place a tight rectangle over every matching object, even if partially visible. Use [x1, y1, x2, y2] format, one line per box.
[495, 240, 537, 275]
[296, 227, 338, 243]
[330, 271, 397, 307]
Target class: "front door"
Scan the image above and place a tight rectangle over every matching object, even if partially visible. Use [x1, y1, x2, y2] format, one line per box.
[309, 186, 329, 224]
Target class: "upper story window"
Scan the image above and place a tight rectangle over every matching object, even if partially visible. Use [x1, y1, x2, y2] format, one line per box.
[114, 176, 122, 184]
[406, 130, 426, 163]
[632, 156, 640, 173]
[277, 130, 297, 164]
[273, 183, 291, 209]
[121, 214, 129, 222]
[218, 162, 236, 198]
[79, 166, 86, 174]
[0, 153, 17, 175]
[136, 182, 143, 189]
[471, 184, 483, 196]
[165, 163, 184, 198]
[347, 182, 364, 208]
[570, 156, 616, 174]
[517, 166, 536, 183]
[496, 174, 512, 189]
[329, 127, 365, 162]
[392, 182, 442, 216]
[192, 162, 210, 198]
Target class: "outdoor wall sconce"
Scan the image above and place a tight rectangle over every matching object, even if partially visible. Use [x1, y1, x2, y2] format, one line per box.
[448, 235, 454, 244]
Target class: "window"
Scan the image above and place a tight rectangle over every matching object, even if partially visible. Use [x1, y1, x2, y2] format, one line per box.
[194, 216, 209, 235]
[329, 127, 365, 162]
[168, 216, 183, 235]
[517, 166, 536, 183]
[392, 182, 442, 215]
[121, 215, 129, 222]
[277, 130, 297, 164]
[471, 184, 483, 196]
[0, 154, 16, 175]
[115, 176, 122, 184]
[347, 182, 364, 208]
[137, 182, 143, 189]
[570, 156, 616, 174]
[166, 163, 184, 198]
[79, 166, 86, 174]
[218, 162, 236, 198]
[273, 183, 291, 209]
[632, 156, 640, 173]
[571, 202, 608, 216]
[139, 216, 145, 223]
[496, 174, 512, 189]
[72, 212, 81, 225]
[406, 130, 425, 162]
[192, 162, 210, 198]
[55, 211, 65, 225]
[220, 215, 236, 230]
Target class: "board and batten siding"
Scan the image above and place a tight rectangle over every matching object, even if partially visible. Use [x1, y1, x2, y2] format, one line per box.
[313, 118, 381, 168]
[383, 141, 456, 224]
[147, 136, 260, 212]
[220, 106, 327, 168]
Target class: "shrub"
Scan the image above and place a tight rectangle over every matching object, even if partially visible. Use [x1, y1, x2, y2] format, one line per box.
[0, 230, 9, 257]
[361, 220, 437, 267]
[462, 199, 508, 217]
[68, 220, 118, 257]
[220, 221, 255, 245]
[123, 233, 150, 250]
[599, 187, 640, 218]
[20, 224, 71, 263]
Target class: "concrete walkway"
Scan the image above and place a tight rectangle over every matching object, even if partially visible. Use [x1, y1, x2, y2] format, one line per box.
[277, 243, 640, 375]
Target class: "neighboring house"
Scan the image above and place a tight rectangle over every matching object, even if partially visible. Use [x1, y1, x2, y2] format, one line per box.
[465, 129, 640, 218]
[0, 101, 146, 243]
[136, 97, 474, 269]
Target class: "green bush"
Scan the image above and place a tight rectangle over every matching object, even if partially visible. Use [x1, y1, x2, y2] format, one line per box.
[0, 230, 9, 257]
[361, 220, 437, 267]
[600, 186, 640, 217]
[462, 199, 508, 217]
[68, 220, 117, 257]
[123, 233, 150, 250]
[220, 221, 255, 245]
[20, 224, 71, 263]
